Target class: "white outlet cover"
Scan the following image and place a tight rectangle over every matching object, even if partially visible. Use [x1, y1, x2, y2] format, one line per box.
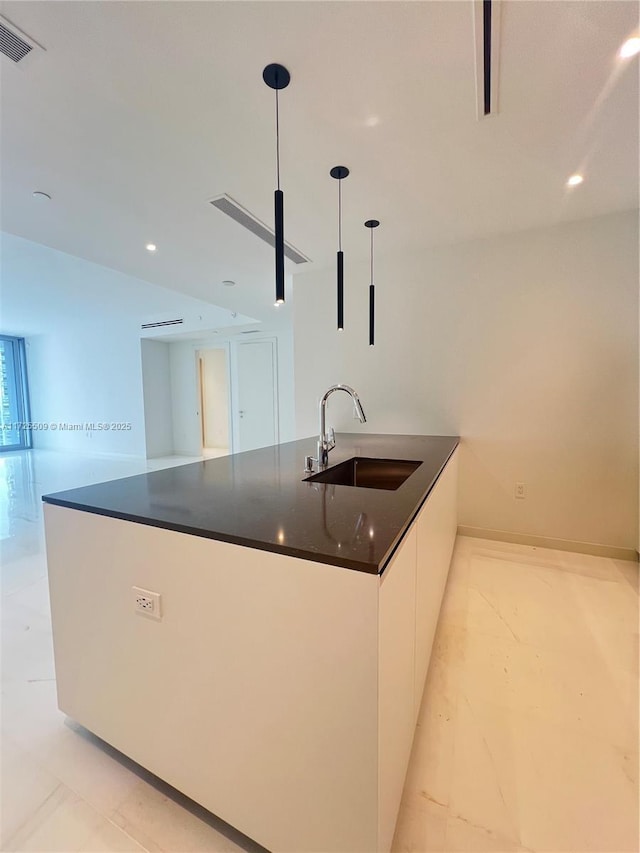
[132, 586, 162, 620]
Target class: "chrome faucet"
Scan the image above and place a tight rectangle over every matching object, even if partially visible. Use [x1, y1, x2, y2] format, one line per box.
[304, 384, 366, 472]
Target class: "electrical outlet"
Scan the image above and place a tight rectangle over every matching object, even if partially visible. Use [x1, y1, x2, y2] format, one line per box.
[133, 586, 162, 620]
[515, 482, 526, 500]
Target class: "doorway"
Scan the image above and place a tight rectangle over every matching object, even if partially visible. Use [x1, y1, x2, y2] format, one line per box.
[197, 348, 230, 458]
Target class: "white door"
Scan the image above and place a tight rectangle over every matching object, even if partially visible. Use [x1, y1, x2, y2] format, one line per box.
[236, 340, 278, 451]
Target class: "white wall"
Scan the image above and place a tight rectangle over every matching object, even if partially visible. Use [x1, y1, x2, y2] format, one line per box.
[141, 340, 174, 458]
[293, 211, 639, 551]
[199, 349, 229, 449]
[24, 324, 147, 456]
[276, 326, 296, 444]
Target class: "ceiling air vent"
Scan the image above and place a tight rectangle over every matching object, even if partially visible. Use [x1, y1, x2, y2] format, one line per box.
[209, 194, 310, 265]
[141, 319, 184, 330]
[0, 16, 44, 66]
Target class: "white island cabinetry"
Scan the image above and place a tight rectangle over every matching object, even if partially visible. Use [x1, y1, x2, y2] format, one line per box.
[45, 448, 458, 853]
[378, 447, 458, 851]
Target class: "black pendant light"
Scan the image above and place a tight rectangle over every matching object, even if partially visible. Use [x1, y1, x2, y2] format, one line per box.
[263, 63, 290, 305]
[330, 166, 349, 330]
[365, 219, 380, 346]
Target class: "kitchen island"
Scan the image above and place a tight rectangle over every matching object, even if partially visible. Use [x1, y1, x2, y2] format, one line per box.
[43, 433, 459, 853]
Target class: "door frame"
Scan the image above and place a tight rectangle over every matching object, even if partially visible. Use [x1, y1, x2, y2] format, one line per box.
[0, 334, 32, 452]
[195, 342, 234, 455]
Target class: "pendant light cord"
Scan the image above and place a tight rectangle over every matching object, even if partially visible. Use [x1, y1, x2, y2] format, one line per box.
[275, 88, 281, 191]
[370, 228, 374, 285]
[338, 179, 342, 251]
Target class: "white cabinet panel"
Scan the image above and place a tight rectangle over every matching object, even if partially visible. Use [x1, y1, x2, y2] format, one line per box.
[378, 525, 417, 853]
[45, 505, 379, 853]
[414, 449, 459, 716]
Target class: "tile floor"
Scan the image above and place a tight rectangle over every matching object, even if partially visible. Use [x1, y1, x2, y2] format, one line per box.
[393, 536, 638, 853]
[1, 450, 638, 852]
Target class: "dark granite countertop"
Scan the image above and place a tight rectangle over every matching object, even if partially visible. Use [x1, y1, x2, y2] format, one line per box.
[42, 434, 459, 574]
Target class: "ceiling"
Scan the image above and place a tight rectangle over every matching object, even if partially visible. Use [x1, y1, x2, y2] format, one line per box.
[1, 1, 638, 325]
[0, 231, 258, 338]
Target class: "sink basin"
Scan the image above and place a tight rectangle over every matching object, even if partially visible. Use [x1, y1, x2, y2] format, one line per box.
[304, 457, 422, 491]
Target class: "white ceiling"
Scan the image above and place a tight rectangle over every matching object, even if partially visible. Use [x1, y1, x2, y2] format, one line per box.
[0, 231, 257, 337]
[1, 1, 637, 325]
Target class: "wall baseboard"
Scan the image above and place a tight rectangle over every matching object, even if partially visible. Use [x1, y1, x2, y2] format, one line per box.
[457, 526, 639, 563]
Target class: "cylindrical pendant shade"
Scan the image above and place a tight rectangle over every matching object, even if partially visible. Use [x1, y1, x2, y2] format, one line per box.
[263, 64, 290, 306]
[274, 189, 285, 304]
[369, 284, 375, 346]
[365, 219, 380, 348]
[337, 250, 344, 329]
[331, 166, 349, 331]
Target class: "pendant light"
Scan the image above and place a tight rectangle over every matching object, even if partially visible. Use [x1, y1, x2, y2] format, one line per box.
[263, 63, 291, 305]
[365, 219, 380, 346]
[330, 166, 349, 330]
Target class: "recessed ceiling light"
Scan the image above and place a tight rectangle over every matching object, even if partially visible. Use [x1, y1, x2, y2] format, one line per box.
[566, 174, 584, 187]
[222, 280, 235, 287]
[32, 191, 51, 200]
[145, 243, 157, 252]
[619, 37, 640, 59]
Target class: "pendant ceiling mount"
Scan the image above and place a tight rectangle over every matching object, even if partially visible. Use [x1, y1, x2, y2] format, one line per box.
[331, 165, 350, 330]
[262, 63, 290, 91]
[330, 165, 349, 181]
[263, 63, 291, 305]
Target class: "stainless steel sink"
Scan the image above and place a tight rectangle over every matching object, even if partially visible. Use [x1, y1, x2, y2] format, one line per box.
[303, 457, 422, 491]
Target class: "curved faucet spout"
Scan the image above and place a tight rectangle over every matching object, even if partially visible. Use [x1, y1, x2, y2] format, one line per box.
[316, 384, 366, 469]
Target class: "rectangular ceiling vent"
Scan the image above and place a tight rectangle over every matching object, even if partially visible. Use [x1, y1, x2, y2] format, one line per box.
[141, 319, 184, 330]
[472, 0, 501, 119]
[0, 16, 44, 67]
[209, 194, 311, 265]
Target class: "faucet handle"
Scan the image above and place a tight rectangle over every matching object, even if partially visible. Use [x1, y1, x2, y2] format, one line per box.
[328, 427, 336, 449]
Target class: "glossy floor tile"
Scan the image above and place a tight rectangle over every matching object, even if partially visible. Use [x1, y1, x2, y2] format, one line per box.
[1, 450, 638, 852]
[394, 536, 639, 853]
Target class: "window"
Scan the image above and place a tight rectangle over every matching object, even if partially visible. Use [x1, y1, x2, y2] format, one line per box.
[0, 336, 31, 451]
